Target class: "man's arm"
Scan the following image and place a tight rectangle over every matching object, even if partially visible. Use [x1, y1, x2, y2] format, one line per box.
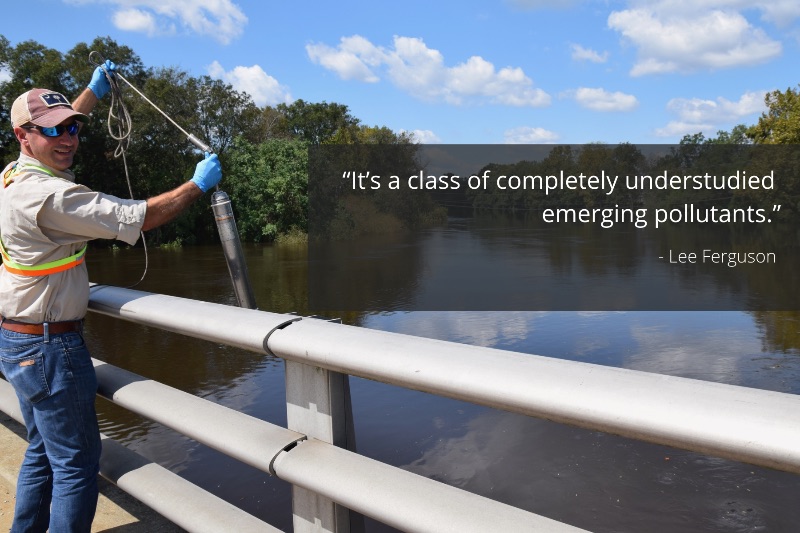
[72, 59, 115, 116]
[142, 182, 203, 231]
[142, 153, 222, 231]
[72, 88, 99, 117]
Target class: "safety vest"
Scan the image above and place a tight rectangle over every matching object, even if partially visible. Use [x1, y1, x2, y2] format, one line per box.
[1, 161, 49, 188]
[1, 162, 88, 277]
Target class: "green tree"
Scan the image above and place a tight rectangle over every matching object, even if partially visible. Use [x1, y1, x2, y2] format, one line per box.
[576, 143, 645, 208]
[275, 99, 360, 145]
[747, 86, 800, 144]
[248, 106, 284, 143]
[706, 124, 750, 144]
[191, 75, 261, 155]
[226, 138, 309, 242]
[355, 125, 414, 144]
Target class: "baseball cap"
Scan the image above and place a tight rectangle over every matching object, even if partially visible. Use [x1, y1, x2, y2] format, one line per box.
[10, 88, 89, 128]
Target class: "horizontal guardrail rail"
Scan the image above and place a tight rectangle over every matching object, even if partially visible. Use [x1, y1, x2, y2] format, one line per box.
[88, 285, 800, 476]
[271, 439, 575, 533]
[0, 378, 278, 533]
[92, 360, 305, 475]
[268, 317, 800, 475]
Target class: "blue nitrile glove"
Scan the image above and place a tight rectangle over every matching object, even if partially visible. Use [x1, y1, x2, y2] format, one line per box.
[191, 152, 222, 192]
[87, 59, 117, 99]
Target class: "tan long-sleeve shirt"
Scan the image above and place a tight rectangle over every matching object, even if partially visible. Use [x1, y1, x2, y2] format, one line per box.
[0, 153, 147, 323]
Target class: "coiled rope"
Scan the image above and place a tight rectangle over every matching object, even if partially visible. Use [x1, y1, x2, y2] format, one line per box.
[89, 51, 148, 288]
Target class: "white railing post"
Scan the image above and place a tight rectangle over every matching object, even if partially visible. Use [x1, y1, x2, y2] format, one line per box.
[284, 333, 359, 533]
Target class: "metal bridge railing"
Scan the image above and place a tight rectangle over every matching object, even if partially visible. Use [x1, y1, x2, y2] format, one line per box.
[3, 284, 800, 532]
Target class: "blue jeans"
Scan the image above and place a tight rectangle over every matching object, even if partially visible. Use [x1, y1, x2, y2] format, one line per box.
[0, 326, 101, 533]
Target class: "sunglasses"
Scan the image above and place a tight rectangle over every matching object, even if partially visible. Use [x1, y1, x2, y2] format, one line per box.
[23, 122, 81, 138]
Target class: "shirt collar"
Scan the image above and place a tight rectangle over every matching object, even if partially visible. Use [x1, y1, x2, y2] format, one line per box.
[17, 153, 76, 183]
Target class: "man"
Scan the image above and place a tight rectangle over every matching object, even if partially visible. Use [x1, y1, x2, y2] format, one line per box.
[0, 62, 221, 532]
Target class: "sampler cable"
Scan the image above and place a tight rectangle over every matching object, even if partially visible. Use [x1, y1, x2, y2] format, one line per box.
[90, 51, 147, 288]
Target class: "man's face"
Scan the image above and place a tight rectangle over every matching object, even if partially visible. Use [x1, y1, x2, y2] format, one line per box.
[15, 119, 80, 171]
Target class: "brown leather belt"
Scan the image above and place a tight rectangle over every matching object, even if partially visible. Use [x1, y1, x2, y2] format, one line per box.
[1, 318, 83, 335]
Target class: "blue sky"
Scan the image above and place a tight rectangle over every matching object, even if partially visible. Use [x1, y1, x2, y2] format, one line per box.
[2, 0, 798, 144]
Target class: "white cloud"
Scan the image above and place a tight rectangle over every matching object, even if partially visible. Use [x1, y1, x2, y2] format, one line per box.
[504, 126, 560, 144]
[608, 3, 782, 75]
[667, 91, 766, 122]
[207, 61, 291, 107]
[624, 0, 800, 27]
[755, 0, 800, 27]
[0, 68, 11, 84]
[625, 321, 752, 381]
[306, 35, 383, 83]
[570, 44, 609, 63]
[655, 90, 767, 137]
[366, 311, 540, 347]
[307, 35, 551, 108]
[654, 120, 716, 138]
[112, 8, 158, 35]
[403, 129, 442, 144]
[69, 0, 247, 44]
[572, 87, 639, 111]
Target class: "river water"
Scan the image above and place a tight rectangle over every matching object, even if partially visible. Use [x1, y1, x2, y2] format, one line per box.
[83, 226, 800, 532]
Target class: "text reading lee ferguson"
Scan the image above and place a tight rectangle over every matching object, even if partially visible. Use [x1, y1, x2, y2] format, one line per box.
[663, 249, 777, 268]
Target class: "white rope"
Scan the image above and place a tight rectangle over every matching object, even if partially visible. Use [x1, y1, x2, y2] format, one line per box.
[90, 51, 148, 288]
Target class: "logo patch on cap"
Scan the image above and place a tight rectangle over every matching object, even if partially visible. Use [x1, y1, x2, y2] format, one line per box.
[39, 92, 70, 108]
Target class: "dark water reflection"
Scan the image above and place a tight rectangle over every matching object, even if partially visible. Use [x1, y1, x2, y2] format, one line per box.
[84, 243, 800, 532]
[310, 215, 799, 312]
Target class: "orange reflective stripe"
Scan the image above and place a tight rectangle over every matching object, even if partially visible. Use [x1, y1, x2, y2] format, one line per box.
[0, 239, 87, 277]
[3, 163, 54, 188]
[1, 252, 86, 276]
[3, 164, 16, 188]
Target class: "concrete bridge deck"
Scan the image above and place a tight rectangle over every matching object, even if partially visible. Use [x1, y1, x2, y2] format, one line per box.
[0, 413, 184, 532]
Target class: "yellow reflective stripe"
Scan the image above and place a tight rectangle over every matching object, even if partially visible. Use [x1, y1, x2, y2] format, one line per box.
[0, 238, 87, 277]
[3, 163, 54, 187]
[24, 165, 55, 176]
[2, 166, 15, 188]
